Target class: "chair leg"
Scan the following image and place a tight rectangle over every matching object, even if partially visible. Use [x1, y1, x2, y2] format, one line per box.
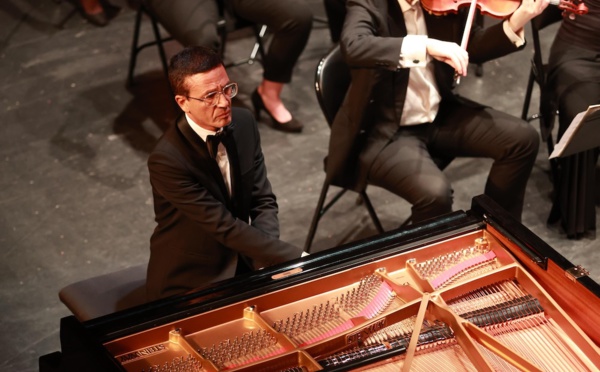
[399, 215, 412, 228]
[149, 15, 170, 91]
[521, 69, 535, 121]
[225, 24, 267, 68]
[475, 64, 484, 77]
[126, 7, 144, 87]
[251, 24, 267, 64]
[304, 181, 384, 252]
[359, 191, 384, 234]
[304, 180, 331, 253]
[543, 120, 559, 187]
[304, 180, 350, 253]
[217, 18, 227, 60]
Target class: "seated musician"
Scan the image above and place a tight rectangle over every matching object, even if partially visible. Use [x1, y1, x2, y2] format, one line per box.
[146, 46, 304, 301]
[546, 2, 600, 238]
[326, 0, 549, 224]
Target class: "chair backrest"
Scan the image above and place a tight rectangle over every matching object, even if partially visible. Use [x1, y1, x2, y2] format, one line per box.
[314, 44, 454, 172]
[315, 45, 351, 127]
[529, 7, 563, 140]
[531, 6, 563, 33]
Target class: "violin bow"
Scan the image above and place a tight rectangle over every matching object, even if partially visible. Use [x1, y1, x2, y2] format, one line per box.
[455, 0, 479, 85]
[454, 0, 588, 86]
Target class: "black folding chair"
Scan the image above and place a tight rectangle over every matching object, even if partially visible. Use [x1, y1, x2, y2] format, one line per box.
[521, 7, 563, 183]
[304, 45, 384, 253]
[305, 45, 454, 252]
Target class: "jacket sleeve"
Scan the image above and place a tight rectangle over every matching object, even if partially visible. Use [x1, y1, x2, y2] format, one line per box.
[341, 0, 406, 71]
[247, 116, 281, 240]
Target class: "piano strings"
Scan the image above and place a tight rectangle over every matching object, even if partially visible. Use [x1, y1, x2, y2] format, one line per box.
[412, 238, 498, 290]
[315, 279, 593, 371]
[272, 274, 397, 346]
[141, 354, 202, 372]
[198, 328, 282, 369]
[447, 280, 593, 371]
[317, 318, 465, 370]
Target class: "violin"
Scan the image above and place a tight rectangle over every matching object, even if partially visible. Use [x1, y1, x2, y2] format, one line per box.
[422, 0, 589, 84]
[420, 0, 588, 18]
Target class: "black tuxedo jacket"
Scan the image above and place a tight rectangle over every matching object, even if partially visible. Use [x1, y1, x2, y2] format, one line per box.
[326, 0, 525, 191]
[147, 107, 302, 300]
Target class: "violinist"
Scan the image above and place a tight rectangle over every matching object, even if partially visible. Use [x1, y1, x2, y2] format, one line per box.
[546, 0, 599, 238]
[326, 0, 549, 223]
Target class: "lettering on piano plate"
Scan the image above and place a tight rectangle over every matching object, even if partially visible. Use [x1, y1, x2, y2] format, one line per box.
[118, 343, 167, 364]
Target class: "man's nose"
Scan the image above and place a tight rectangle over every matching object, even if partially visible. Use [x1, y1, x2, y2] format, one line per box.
[215, 92, 230, 107]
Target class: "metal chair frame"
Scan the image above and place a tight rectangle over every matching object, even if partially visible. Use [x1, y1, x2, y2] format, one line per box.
[127, 2, 267, 93]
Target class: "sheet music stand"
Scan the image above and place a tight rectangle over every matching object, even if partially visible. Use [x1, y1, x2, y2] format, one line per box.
[550, 104, 600, 159]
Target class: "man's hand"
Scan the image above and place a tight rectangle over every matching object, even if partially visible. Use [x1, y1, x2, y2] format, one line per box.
[426, 38, 469, 76]
[508, 0, 550, 33]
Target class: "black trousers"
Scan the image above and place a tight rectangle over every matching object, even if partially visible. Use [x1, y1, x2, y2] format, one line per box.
[367, 103, 540, 223]
[146, 0, 313, 83]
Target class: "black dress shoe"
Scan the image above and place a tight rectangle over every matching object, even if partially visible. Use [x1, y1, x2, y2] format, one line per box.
[67, 0, 109, 27]
[251, 89, 303, 133]
[82, 11, 109, 27]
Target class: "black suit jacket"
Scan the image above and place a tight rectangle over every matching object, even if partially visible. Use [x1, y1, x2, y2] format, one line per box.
[147, 107, 302, 300]
[326, 0, 525, 191]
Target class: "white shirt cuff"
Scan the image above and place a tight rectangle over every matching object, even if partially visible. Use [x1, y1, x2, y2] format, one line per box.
[503, 20, 525, 47]
[399, 35, 428, 68]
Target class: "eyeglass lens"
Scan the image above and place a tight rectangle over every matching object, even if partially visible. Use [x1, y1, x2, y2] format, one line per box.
[204, 83, 237, 104]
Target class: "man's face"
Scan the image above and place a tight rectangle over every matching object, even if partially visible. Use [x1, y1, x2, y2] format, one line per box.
[176, 65, 233, 132]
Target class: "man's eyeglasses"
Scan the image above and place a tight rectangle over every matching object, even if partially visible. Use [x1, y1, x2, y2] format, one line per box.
[187, 82, 238, 106]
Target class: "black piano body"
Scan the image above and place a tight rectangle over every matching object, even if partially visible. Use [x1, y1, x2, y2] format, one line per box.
[40, 195, 600, 371]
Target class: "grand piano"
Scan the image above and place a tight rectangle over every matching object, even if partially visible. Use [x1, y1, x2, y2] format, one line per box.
[40, 195, 600, 371]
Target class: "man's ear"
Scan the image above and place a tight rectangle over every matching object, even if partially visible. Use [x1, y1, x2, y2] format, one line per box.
[174, 95, 188, 112]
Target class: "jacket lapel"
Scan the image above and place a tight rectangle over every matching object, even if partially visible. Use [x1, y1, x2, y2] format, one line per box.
[223, 121, 244, 216]
[387, 0, 407, 37]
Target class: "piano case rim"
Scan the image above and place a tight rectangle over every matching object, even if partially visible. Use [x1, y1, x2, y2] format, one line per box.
[46, 195, 600, 371]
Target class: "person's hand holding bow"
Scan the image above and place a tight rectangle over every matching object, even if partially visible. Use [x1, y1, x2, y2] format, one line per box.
[426, 39, 470, 76]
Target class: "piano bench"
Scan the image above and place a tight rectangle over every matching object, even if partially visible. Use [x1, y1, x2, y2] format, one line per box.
[59, 264, 148, 322]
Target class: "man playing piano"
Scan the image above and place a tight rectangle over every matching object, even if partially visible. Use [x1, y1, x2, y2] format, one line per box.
[146, 46, 303, 300]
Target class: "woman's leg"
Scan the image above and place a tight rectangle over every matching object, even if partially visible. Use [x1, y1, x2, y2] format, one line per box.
[232, 0, 313, 125]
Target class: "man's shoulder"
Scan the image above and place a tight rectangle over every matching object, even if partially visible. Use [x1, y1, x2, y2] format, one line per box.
[148, 115, 189, 161]
[230, 106, 258, 135]
[231, 106, 254, 122]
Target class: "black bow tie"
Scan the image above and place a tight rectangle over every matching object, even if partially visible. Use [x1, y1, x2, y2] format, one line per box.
[206, 127, 230, 159]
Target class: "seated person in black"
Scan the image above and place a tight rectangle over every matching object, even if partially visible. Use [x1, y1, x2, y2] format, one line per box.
[546, 1, 600, 238]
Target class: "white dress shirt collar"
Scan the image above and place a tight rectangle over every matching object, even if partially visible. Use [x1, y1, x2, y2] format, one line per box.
[185, 113, 220, 142]
[398, 0, 419, 13]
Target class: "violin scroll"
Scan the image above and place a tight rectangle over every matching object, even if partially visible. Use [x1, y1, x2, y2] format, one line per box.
[550, 0, 589, 16]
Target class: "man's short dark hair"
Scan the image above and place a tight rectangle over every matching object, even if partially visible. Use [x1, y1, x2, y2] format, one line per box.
[168, 46, 224, 97]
